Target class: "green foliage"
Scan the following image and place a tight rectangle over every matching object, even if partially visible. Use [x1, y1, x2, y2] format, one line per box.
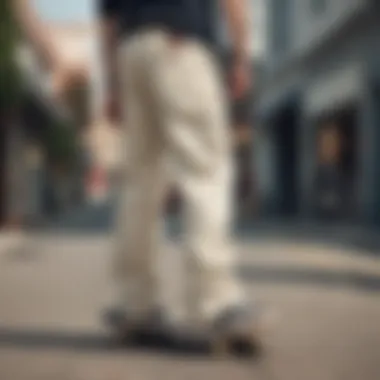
[42, 119, 79, 170]
[0, 0, 22, 110]
[0, 0, 79, 170]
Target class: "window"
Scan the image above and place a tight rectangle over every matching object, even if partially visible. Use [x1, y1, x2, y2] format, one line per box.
[310, 0, 327, 14]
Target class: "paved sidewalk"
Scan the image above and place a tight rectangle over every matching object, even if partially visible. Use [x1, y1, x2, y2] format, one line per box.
[239, 218, 380, 253]
[0, 230, 26, 255]
[0, 232, 380, 380]
[239, 240, 380, 274]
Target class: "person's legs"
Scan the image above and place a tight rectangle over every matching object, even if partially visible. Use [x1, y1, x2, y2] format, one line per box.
[150, 34, 246, 324]
[112, 34, 167, 321]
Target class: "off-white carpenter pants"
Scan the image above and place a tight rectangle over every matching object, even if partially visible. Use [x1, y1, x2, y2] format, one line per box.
[113, 30, 244, 324]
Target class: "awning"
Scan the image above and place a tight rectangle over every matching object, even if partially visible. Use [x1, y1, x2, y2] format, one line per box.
[304, 62, 363, 116]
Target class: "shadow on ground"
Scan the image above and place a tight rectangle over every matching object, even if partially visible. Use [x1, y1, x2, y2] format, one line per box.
[0, 328, 259, 360]
[239, 266, 380, 292]
[238, 220, 380, 256]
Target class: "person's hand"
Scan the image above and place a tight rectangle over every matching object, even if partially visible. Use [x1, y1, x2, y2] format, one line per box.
[229, 58, 252, 100]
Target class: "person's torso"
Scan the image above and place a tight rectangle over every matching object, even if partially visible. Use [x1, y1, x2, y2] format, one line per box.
[112, 0, 217, 45]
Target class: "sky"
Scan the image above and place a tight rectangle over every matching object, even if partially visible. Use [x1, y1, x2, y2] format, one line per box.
[33, 0, 266, 58]
[33, 0, 94, 22]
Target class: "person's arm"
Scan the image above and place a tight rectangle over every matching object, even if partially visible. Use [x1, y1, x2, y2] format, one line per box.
[98, 0, 121, 123]
[221, 0, 251, 99]
[222, 0, 250, 65]
[12, 0, 59, 69]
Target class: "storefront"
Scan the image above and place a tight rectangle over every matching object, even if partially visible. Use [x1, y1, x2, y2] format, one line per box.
[302, 63, 363, 221]
[255, 87, 302, 217]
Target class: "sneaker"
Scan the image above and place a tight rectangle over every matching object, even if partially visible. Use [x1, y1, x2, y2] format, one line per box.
[213, 302, 274, 337]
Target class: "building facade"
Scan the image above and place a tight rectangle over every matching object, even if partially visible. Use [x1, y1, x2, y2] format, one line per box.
[256, 0, 380, 223]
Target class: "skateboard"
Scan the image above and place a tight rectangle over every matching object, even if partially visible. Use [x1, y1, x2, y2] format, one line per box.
[103, 308, 264, 357]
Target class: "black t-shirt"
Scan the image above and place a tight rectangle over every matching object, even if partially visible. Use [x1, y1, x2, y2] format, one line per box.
[99, 0, 217, 45]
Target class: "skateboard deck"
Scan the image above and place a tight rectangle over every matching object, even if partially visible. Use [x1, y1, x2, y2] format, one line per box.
[103, 308, 264, 357]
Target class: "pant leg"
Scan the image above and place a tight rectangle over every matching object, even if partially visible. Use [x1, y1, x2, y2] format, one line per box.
[149, 33, 245, 323]
[112, 35, 166, 318]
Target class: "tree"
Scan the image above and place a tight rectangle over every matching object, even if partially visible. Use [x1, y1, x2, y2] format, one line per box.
[0, 0, 22, 225]
[42, 118, 79, 171]
[0, 0, 22, 111]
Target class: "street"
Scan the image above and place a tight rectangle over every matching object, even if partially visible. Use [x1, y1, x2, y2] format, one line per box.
[0, 204, 380, 380]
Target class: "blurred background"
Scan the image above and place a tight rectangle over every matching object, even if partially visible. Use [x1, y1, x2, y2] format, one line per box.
[0, 1, 380, 379]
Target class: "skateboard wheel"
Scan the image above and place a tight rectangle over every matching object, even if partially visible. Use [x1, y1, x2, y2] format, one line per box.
[229, 336, 261, 357]
[112, 325, 133, 344]
[211, 333, 262, 358]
